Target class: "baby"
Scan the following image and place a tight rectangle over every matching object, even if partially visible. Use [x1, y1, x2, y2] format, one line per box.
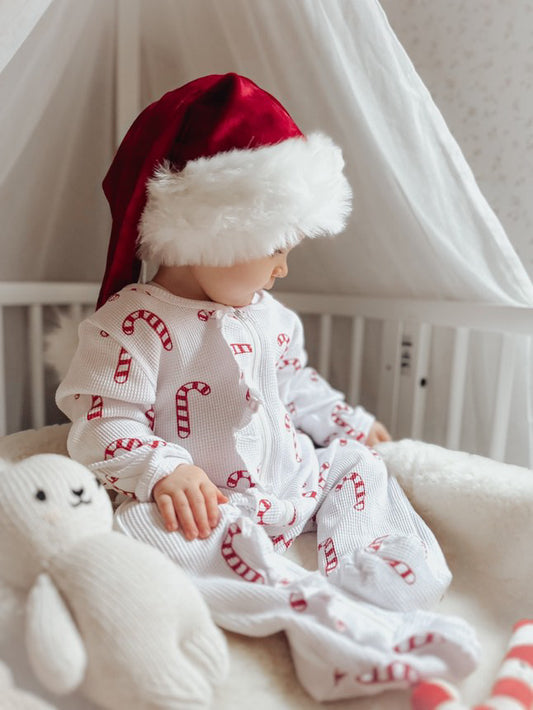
[56, 73, 479, 702]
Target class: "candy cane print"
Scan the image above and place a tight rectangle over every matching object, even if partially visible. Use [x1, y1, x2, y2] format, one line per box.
[230, 343, 253, 355]
[104, 475, 137, 499]
[331, 403, 365, 440]
[335, 471, 366, 510]
[122, 310, 173, 350]
[87, 395, 103, 420]
[394, 633, 444, 654]
[197, 309, 215, 322]
[289, 592, 308, 612]
[318, 462, 330, 489]
[334, 670, 347, 686]
[175, 381, 211, 439]
[357, 661, 420, 686]
[382, 557, 416, 585]
[271, 534, 293, 551]
[284, 414, 302, 462]
[145, 406, 155, 430]
[221, 523, 265, 583]
[104, 438, 166, 459]
[366, 534, 389, 552]
[276, 333, 291, 364]
[113, 347, 132, 384]
[277, 358, 302, 372]
[318, 537, 338, 575]
[226, 470, 255, 490]
[257, 498, 272, 526]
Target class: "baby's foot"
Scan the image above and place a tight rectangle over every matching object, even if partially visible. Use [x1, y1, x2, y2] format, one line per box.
[330, 534, 451, 611]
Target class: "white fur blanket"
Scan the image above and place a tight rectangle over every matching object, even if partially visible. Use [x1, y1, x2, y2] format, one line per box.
[1, 425, 532, 709]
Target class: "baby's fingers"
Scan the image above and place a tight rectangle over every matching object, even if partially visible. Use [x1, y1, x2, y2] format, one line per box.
[185, 489, 212, 539]
[156, 493, 179, 533]
[174, 491, 200, 540]
[202, 484, 225, 528]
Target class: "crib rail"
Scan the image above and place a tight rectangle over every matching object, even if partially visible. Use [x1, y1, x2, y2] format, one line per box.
[0, 282, 531, 464]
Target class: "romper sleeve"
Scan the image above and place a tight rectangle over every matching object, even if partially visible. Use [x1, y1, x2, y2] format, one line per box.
[55, 319, 193, 502]
[276, 310, 375, 447]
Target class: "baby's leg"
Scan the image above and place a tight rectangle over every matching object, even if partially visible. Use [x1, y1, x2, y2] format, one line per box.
[314, 440, 452, 612]
[114, 497, 478, 702]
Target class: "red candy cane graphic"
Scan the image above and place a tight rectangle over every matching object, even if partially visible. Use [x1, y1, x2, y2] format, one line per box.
[87, 395, 103, 420]
[366, 535, 416, 584]
[318, 462, 330, 489]
[197, 309, 215, 321]
[226, 470, 255, 489]
[331, 403, 365, 441]
[357, 662, 419, 686]
[318, 537, 339, 575]
[257, 498, 272, 526]
[334, 670, 347, 686]
[335, 471, 366, 510]
[271, 534, 293, 551]
[284, 414, 302, 462]
[290, 593, 308, 612]
[145, 406, 155, 430]
[122, 310, 173, 350]
[104, 438, 166, 460]
[277, 358, 302, 372]
[114, 347, 132, 384]
[104, 475, 136, 499]
[221, 523, 265, 583]
[230, 343, 253, 355]
[394, 633, 444, 654]
[175, 381, 211, 438]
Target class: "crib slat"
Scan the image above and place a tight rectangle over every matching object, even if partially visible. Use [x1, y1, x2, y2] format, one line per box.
[318, 314, 332, 380]
[348, 316, 364, 405]
[489, 334, 518, 461]
[29, 304, 45, 430]
[446, 327, 470, 450]
[377, 320, 403, 436]
[0, 306, 6, 436]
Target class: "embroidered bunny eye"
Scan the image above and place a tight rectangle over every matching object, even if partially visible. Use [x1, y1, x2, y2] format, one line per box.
[35, 489, 47, 502]
[95, 478, 102, 487]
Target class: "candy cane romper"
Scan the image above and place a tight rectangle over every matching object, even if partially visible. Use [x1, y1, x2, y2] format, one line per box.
[56, 283, 479, 702]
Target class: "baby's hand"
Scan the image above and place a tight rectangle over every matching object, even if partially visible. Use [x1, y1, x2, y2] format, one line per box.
[366, 420, 392, 447]
[153, 464, 228, 540]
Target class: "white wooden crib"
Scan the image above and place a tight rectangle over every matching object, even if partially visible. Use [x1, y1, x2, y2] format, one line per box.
[1, 280, 531, 465]
[1, 279, 533, 710]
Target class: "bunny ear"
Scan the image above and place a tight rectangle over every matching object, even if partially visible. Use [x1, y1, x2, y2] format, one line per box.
[26, 573, 87, 695]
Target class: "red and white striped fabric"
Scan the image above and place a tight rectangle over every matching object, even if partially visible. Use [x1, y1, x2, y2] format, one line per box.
[411, 620, 533, 710]
[474, 619, 533, 710]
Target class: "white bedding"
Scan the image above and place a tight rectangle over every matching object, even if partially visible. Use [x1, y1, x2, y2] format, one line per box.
[1, 424, 532, 709]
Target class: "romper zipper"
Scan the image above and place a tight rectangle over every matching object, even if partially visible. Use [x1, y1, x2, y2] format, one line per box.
[233, 309, 272, 483]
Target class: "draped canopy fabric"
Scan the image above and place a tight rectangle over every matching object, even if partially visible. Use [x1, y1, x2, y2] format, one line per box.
[0, 0, 531, 463]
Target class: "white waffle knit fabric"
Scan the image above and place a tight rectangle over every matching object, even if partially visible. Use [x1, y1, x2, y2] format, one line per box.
[56, 283, 480, 702]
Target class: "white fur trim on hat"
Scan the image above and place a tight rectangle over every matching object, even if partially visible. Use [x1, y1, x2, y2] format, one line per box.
[137, 132, 352, 266]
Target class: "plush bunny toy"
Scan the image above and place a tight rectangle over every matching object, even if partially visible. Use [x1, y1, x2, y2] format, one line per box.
[0, 454, 228, 710]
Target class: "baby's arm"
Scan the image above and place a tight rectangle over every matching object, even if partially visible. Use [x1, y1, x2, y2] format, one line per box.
[277, 310, 390, 446]
[153, 464, 228, 539]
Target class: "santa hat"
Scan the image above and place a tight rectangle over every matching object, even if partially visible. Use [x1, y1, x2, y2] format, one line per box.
[98, 73, 352, 308]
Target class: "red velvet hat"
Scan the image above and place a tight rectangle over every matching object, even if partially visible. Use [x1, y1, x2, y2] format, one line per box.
[98, 73, 352, 308]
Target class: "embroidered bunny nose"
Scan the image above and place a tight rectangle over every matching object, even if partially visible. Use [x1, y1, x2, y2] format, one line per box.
[72, 487, 85, 497]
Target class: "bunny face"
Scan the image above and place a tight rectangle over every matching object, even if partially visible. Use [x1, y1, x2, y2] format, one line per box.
[0, 454, 113, 588]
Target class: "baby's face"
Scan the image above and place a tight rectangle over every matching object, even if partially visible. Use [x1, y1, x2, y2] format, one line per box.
[191, 249, 291, 307]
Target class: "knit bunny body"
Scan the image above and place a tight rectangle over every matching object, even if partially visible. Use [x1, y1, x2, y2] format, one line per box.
[0, 454, 228, 710]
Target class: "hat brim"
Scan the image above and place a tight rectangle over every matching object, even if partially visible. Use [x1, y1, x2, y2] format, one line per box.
[137, 132, 352, 266]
